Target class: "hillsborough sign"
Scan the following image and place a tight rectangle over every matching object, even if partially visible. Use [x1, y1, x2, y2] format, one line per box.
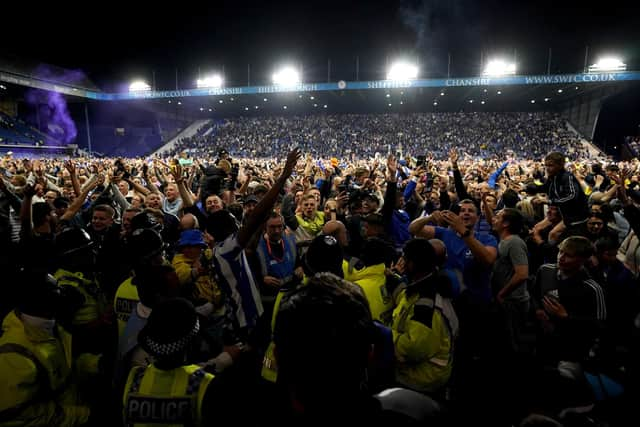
[1, 69, 639, 101]
[94, 71, 640, 100]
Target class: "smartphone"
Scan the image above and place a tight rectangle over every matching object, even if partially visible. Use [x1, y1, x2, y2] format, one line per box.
[416, 155, 426, 167]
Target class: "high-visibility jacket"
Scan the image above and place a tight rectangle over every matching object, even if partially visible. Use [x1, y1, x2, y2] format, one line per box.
[114, 277, 139, 338]
[0, 311, 100, 427]
[123, 364, 213, 427]
[54, 268, 106, 327]
[293, 212, 325, 243]
[261, 277, 304, 383]
[392, 287, 459, 393]
[347, 263, 393, 325]
[172, 251, 221, 306]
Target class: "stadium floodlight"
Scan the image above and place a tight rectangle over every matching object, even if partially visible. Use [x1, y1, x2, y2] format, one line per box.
[272, 66, 301, 86]
[196, 74, 223, 88]
[588, 57, 626, 73]
[387, 62, 418, 80]
[129, 80, 151, 92]
[482, 60, 516, 76]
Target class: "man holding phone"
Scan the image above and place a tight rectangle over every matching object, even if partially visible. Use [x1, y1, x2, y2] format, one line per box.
[532, 236, 606, 364]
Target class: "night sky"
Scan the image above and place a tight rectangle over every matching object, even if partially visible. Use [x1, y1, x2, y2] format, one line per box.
[1, 0, 637, 90]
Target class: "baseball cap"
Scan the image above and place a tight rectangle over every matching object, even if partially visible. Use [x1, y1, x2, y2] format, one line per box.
[244, 194, 259, 205]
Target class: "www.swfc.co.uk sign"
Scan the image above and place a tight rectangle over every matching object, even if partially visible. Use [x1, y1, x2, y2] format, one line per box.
[92, 71, 640, 100]
[2, 71, 639, 101]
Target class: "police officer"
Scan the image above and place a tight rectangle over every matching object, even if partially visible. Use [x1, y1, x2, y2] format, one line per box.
[391, 238, 459, 394]
[261, 234, 344, 383]
[114, 228, 167, 338]
[53, 227, 111, 354]
[273, 272, 442, 425]
[122, 298, 214, 427]
[0, 271, 102, 426]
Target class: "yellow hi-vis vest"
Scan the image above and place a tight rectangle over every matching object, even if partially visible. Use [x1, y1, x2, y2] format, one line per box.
[348, 263, 393, 325]
[0, 311, 99, 427]
[123, 364, 213, 427]
[114, 277, 139, 338]
[261, 276, 313, 383]
[294, 212, 325, 243]
[392, 290, 459, 393]
[54, 269, 106, 327]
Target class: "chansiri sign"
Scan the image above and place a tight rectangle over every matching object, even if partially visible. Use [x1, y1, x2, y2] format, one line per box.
[2, 70, 639, 101]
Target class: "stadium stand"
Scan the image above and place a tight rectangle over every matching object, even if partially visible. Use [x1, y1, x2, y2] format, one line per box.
[166, 112, 591, 160]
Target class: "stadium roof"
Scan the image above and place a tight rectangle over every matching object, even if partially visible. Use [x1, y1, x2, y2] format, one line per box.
[2, 68, 638, 116]
[2, 1, 637, 89]
[99, 79, 636, 118]
[0, 57, 100, 92]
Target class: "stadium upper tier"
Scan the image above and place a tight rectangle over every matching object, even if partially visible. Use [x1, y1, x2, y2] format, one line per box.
[167, 112, 590, 161]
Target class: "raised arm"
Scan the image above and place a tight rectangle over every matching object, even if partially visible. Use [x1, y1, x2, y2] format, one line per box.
[141, 164, 161, 195]
[19, 185, 36, 240]
[450, 149, 472, 201]
[125, 176, 151, 197]
[382, 155, 398, 225]
[0, 178, 22, 212]
[64, 161, 81, 198]
[238, 148, 302, 247]
[170, 164, 195, 209]
[60, 176, 99, 222]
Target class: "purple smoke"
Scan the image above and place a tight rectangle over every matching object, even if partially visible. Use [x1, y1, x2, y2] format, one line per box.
[24, 64, 86, 144]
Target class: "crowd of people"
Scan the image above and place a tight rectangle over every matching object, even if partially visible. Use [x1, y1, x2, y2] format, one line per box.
[0, 116, 639, 426]
[170, 112, 592, 161]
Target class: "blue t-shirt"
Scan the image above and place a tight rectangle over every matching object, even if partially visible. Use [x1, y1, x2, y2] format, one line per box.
[434, 226, 498, 303]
